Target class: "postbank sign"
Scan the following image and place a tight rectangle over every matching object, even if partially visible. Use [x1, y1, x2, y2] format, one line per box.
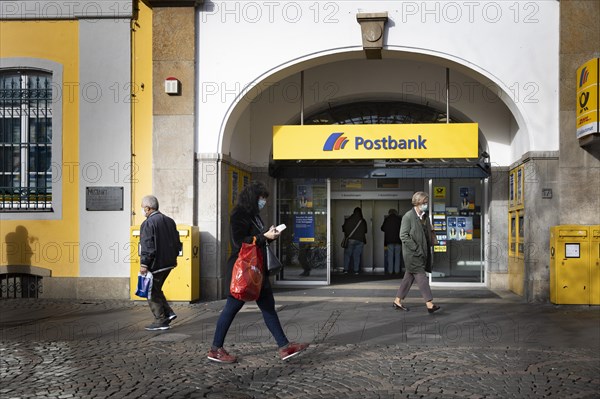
[273, 123, 478, 160]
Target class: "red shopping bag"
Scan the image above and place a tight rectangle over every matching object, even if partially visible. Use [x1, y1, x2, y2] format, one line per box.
[230, 238, 264, 301]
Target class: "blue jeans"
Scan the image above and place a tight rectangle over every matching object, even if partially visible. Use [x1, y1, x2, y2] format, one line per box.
[212, 283, 289, 349]
[387, 243, 402, 274]
[344, 239, 364, 273]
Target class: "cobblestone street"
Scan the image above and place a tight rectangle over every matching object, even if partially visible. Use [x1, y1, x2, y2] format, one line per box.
[1, 283, 599, 398]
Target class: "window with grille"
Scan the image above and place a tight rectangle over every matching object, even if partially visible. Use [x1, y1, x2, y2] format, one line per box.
[0, 70, 53, 211]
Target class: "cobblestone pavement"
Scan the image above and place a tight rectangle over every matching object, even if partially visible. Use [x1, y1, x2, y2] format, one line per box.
[1, 283, 599, 398]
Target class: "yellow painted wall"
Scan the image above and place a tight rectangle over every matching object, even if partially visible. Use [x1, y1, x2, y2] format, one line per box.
[0, 21, 80, 277]
[131, 0, 153, 226]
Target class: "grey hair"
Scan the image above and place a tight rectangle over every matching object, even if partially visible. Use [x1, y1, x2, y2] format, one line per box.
[141, 195, 159, 210]
[411, 191, 429, 206]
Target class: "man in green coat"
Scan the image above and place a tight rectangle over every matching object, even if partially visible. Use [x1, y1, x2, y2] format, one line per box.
[392, 191, 441, 313]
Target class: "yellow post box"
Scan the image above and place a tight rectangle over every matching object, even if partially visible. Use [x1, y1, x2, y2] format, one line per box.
[550, 225, 590, 305]
[130, 225, 200, 302]
[591, 225, 600, 305]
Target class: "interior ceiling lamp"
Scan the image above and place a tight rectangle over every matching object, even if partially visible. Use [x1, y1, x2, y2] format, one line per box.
[356, 12, 388, 60]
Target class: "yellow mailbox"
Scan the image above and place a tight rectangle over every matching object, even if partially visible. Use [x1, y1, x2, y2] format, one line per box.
[550, 225, 590, 305]
[130, 225, 200, 302]
[591, 225, 600, 305]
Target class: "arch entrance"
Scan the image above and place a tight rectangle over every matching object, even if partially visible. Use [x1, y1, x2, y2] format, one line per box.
[217, 52, 519, 288]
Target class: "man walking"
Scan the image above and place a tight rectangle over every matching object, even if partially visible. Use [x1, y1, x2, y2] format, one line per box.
[139, 195, 181, 331]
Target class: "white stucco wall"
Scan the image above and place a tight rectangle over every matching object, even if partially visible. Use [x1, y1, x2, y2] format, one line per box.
[197, 0, 559, 165]
[79, 19, 131, 278]
[227, 59, 515, 167]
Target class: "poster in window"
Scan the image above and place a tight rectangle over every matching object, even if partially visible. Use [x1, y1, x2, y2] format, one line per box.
[459, 187, 475, 210]
[456, 217, 473, 240]
[294, 214, 315, 243]
[297, 185, 313, 208]
[447, 217, 457, 240]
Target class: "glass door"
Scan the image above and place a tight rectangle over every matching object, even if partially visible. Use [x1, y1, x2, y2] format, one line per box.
[274, 178, 329, 285]
[429, 178, 487, 285]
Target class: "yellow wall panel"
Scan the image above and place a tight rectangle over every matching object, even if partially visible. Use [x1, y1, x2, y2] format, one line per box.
[131, 0, 153, 226]
[1, 21, 80, 277]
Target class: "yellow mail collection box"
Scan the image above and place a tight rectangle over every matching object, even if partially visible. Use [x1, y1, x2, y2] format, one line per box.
[550, 225, 600, 305]
[592, 226, 600, 305]
[130, 225, 200, 302]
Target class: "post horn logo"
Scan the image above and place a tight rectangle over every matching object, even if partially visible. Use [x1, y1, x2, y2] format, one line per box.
[323, 132, 349, 151]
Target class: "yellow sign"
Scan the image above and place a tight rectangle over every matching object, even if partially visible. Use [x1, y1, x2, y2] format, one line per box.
[273, 124, 478, 160]
[576, 58, 599, 138]
[433, 186, 446, 199]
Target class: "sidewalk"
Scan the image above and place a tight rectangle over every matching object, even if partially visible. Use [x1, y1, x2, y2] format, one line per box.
[1, 279, 599, 398]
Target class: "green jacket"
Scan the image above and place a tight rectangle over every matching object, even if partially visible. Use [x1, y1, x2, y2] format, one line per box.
[400, 208, 433, 273]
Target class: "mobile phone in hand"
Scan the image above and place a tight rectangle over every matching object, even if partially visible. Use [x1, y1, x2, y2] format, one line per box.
[275, 224, 286, 232]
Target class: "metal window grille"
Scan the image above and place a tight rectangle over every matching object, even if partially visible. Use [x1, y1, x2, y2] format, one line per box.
[0, 274, 43, 298]
[0, 70, 53, 211]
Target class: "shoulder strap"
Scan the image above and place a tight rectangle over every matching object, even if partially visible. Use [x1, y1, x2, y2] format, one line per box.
[347, 219, 363, 237]
[251, 217, 264, 232]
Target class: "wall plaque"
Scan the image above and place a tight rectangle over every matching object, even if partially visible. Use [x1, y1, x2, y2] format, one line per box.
[86, 187, 124, 211]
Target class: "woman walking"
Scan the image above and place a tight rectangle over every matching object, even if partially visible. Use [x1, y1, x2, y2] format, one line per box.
[393, 191, 441, 314]
[208, 181, 309, 363]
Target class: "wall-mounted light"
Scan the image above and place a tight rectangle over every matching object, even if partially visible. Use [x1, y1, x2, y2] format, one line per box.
[165, 77, 180, 95]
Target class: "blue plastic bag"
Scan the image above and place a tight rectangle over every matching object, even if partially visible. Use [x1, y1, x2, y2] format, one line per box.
[135, 271, 153, 298]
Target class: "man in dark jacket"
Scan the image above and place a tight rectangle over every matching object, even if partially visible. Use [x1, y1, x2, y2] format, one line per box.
[342, 207, 367, 274]
[140, 195, 181, 331]
[380, 208, 403, 275]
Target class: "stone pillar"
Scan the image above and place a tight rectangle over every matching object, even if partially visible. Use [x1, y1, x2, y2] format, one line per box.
[521, 153, 560, 302]
[152, 6, 196, 225]
[488, 167, 509, 291]
[196, 154, 223, 300]
[559, 1, 600, 226]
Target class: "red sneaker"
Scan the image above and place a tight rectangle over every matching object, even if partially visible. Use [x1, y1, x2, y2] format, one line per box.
[278, 342, 309, 360]
[207, 347, 237, 363]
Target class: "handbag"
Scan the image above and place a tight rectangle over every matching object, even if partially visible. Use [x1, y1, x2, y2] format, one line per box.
[230, 237, 264, 301]
[266, 244, 283, 274]
[341, 219, 363, 248]
[341, 236, 349, 249]
[250, 218, 283, 274]
[135, 271, 153, 298]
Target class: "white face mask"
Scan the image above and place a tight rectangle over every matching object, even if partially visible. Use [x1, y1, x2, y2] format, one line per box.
[420, 203, 428, 212]
[258, 198, 267, 210]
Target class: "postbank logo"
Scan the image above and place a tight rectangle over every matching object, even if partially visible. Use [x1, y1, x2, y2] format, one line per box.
[323, 132, 349, 151]
[579, 66, 589, 88]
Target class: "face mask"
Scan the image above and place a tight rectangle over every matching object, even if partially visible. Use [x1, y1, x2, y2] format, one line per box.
[420, 204, 428, 212]
[258, 198, 267, 210]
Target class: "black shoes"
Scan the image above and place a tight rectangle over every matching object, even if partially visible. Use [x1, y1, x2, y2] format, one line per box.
[427, 305, 441, 314]
[392, 302, 409, 311]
